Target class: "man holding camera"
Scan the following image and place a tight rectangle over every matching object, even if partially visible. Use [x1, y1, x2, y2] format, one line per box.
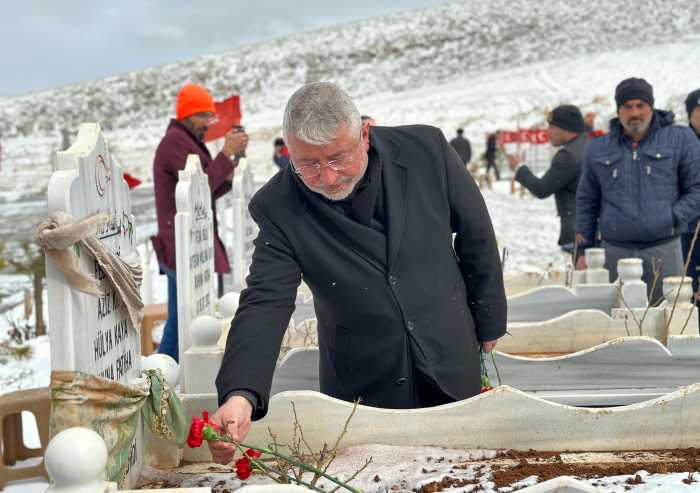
[152, 82, 249, 361]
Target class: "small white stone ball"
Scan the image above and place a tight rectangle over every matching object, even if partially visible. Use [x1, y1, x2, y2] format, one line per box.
[190, 314, 222, 347]
[218, 291, 241, 318]
[142, 353, 180, 387]
[45, 427, 107, 491]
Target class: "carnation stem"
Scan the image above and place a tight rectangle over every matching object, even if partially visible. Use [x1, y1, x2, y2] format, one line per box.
[225, 438, 362, 493]
[490, 351, 502, 386]
[245, 454, 327, 493]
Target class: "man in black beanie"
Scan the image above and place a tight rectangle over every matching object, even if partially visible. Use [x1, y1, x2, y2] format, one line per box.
[683, 88, 700, 316]
[508, 104, 587, 253]
[576, 78, 700, 303]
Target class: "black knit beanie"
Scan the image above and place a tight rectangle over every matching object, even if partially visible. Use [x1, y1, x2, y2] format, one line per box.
[546, 105, 585, 133]
[685, 89, 700, 119]
[615, 77, 654, 110]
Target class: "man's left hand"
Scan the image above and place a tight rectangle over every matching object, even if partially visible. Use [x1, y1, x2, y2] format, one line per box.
[481, 339, 498, 353]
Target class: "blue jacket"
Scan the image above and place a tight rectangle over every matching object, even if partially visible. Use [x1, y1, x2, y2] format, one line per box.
[576, 110, 700, 248]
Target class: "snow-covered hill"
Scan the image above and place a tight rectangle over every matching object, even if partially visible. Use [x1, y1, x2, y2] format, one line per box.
[1, 0, 699, 193]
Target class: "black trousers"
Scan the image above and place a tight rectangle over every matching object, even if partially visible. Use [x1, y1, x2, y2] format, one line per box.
[486, 156, 500, 180]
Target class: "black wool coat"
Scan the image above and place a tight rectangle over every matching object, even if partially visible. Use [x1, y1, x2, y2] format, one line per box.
[515, 133, 587, 246]
[216, 125, 507, 420]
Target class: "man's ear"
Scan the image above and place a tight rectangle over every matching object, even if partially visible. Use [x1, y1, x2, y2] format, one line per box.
[361, 120, 371, 150]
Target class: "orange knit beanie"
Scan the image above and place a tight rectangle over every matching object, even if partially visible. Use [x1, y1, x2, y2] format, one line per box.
[176, 83, 215, 120]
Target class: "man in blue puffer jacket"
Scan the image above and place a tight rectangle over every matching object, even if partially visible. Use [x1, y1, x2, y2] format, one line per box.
[576, 78, 700, 304]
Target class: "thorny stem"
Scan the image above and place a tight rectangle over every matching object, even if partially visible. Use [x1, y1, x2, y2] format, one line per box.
[290, 401, 317, 458]
[234, 445, 325, 492]
[320, 399, 362, 478]
[329, 458, 373, 493]
[679, 290, 699, 335]
[224, 438, 362, 493]
[617, 281, 643, 336]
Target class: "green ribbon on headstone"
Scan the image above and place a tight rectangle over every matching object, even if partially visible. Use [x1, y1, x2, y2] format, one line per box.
[140, 369, 188, 445]
[50, 369, 188, 487]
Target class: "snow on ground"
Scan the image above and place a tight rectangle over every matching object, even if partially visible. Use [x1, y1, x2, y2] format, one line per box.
[482, 181, 564, 274]
[135, 445, 700, 492]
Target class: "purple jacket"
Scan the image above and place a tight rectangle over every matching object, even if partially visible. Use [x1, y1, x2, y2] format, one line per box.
[152, 119, 234, 274]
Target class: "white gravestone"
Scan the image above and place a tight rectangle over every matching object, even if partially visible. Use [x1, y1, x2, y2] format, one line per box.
[175, 155, 217, 391]
[46, 123, 143, 487]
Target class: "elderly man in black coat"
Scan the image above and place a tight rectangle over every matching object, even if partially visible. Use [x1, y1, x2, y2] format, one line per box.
[209, 82, 507, 463]
[508, 105, 588, 254]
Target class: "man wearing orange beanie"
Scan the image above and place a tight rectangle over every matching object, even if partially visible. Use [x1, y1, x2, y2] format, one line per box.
[152, 82, 249, 361]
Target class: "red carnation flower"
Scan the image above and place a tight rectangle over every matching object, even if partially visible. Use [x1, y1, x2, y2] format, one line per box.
[235, 456, 252, 480]
[187, 416, 206, 448]
[245, 448, 262, 459]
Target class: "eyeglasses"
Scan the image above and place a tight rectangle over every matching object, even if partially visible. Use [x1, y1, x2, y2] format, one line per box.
[290, 135, 362, 179]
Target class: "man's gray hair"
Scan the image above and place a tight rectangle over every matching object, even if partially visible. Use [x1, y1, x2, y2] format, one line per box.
[283, 82, 361, 145]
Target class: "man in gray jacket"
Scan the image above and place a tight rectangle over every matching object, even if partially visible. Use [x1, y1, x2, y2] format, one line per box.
[508, 105, 587, 254]
[576, 78, 700, 303]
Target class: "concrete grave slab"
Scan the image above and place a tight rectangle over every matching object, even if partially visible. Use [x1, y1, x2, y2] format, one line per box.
[246, 384, 700, 452]
[507, 285, 620, 323]
[501, 309, 663, 354]
[270, 338, 700, 406]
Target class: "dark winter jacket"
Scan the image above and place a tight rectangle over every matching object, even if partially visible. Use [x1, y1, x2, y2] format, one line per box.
[216, 125, 507, 419]
[449, 135, 472, 164]
[152, 119, 235, 273]
[576, 110, 700, 249]
[485, 134, 497, 159]
[515, 133, 587, 246]
[687, 126, 700, 235]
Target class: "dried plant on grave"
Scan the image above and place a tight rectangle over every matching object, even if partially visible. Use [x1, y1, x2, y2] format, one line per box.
[616, 258, 662, 337]
[262, 400, 372, 490]
[278, 322, 295, 363]
[665, 222, 700, 336]
[187, 399, 371, 492]
[278, 318, 319, 364]
[679, 290, 700, 335]
[616, 222, 700, 338]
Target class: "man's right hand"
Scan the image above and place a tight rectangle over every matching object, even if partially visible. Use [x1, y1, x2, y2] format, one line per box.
[207, 395, 253, 464]
[222, 129, 249, 158]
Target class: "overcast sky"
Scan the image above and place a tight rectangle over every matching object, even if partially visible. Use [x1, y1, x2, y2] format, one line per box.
[1, 1, 445, 97]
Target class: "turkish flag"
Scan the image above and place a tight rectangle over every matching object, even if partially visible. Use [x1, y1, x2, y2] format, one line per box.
[204, 95, 242, 142]
[501, 131, 519, 144]
[517, 129, 532, 143]
[123, 172, 142, 189]
[534, 128, 550, 144]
